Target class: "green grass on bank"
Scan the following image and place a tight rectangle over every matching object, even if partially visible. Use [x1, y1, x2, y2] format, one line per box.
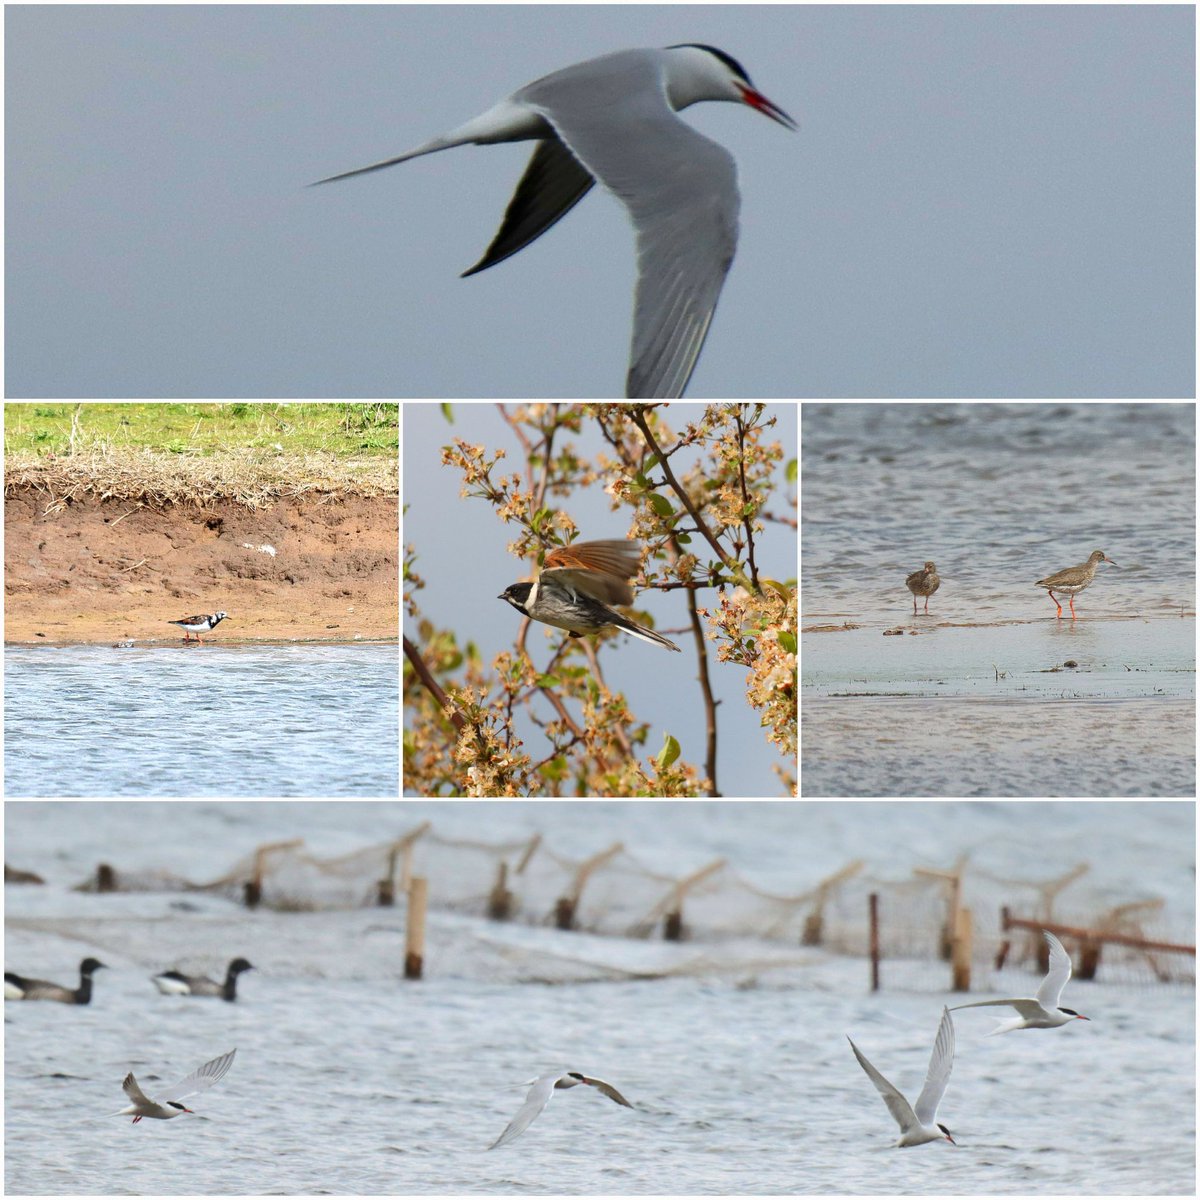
[3, 403, 397, 457]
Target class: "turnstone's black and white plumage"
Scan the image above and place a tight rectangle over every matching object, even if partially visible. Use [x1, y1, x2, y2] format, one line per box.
[168, 612, 228, 643]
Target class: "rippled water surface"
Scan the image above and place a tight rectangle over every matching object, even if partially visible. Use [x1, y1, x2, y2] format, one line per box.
[4, 801, 1194, 1195]
[802, 402, 1194, 618]
[3, 645, 398, 796]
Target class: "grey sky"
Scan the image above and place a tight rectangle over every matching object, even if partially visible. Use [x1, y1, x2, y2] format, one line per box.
[6, 5, 1194, 399]
[402, 402, 798, 798]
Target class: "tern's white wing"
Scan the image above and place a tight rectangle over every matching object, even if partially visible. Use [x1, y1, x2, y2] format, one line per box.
[912, 1008, 954, 1127]
[488, 1072, 561, 1150]
[518, 50, 739, 399]
[122, 1072, 152, 1106]
[156, 1049, 236, 1102]
[1035, 932, 1072, 1010]
[950, 997, 1046, 1018]
[847, 1037, 917, 1133]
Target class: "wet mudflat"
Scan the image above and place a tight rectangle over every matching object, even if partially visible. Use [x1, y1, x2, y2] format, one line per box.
[802, 618, 1194, 796]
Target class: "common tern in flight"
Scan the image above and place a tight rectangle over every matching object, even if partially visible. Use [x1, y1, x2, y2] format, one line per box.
[951, 930, 1091, 1033]
[487, 1070, 633, 1150]
[4, 957, 107, 1005]
[151, 957, 254, 1002]
[848, 1007, 956, 1148]
[112, 1049, 236, 1123]
[314, 45, 796, 399]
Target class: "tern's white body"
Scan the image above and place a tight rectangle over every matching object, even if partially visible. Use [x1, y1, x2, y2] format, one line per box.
[848, 1007, 956, 1148]
[113, 1049, 236, 1123]
[487, 1069, 633, 1150]
[315, 45, 795, 398]
[950, 930, 1091, 1033]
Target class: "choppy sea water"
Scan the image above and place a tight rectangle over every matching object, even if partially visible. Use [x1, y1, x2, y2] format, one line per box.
[2, 645, 398, 796]
[4, 801, 1193, 1195]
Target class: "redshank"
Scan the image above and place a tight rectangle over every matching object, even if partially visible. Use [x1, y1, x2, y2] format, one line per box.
[905, 561, 940, 614]
[1035, 550, 1118, 619]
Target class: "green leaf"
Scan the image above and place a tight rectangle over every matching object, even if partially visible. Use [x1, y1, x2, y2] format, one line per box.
[786, 458, 797, 483]
[649, 493, 674, 517]
[656, 733, 681, 769]
[440, 403, 454, 424]
[779, 632, 797, 654]
[535, 673, 560, 689]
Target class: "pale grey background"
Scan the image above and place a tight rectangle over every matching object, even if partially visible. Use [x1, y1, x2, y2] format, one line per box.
[6, 5, 1194, 399]
[401, 402, 798, 798]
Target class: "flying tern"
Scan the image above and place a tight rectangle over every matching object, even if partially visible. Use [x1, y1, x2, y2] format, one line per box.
[848, 1007, 956, 1148]
[950, 930, 1090, 1033]
[487, 1070, 633, 1150]
[4, 957, 107, 1005]
[151, 957, 254, 1002]
[314, 44, 796, 398]
[113, 1049, 236, 1123]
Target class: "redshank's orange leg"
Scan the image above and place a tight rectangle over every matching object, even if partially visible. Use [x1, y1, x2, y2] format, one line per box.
[912, 596, 918, 614]
[923, 596, 930, 613]
[1068, 595, 1077, 620]
[1048, 589, 1062, 618]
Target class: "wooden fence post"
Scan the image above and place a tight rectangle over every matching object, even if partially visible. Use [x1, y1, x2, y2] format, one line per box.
[869, 892, 880, 992]
[952, 906, 972, 991]
[488, 861, 513, 920]
[405, 876, 428, 980]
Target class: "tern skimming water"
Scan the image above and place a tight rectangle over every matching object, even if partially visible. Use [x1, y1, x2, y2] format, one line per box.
[113, 1049, 236, 1123]
[314, 45, 796, 398]
[951, 930, 1091, 1033]
[848, 1007, 956, 1148]
[487, 1070, 633, 1150]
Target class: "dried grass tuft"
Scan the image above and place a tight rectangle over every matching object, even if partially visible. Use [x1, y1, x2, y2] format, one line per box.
[4, 446, 398, 513]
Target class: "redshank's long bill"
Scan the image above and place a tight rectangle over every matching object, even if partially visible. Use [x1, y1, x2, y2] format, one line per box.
[905, 561, 940, 614]
[1035, 550, 1117, 619]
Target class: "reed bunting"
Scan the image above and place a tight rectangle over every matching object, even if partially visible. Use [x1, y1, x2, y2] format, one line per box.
[499, 540, 680, 651]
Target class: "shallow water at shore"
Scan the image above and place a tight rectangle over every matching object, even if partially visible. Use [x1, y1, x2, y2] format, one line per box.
[801, 402, 1194, 622]
[2, 644, 398, 796]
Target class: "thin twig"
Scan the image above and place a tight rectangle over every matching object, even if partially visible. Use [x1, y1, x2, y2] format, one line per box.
[629, 406, 727, 565]
[108, 505, 143, 527]
[734, 406, 761, 591]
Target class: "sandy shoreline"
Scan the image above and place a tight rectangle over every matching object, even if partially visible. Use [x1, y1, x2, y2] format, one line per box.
[4, 489, 398, 644]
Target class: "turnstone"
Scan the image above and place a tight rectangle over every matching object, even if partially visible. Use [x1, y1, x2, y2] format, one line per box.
[168, 612, 228, 643]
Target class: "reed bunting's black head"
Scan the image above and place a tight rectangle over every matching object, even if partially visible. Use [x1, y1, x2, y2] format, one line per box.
[498, 539, 680, 652]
